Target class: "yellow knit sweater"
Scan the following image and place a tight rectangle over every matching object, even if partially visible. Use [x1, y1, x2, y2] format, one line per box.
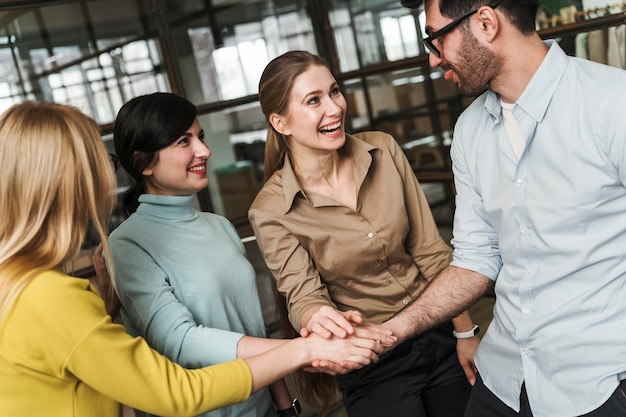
[0, 270, 252, 417]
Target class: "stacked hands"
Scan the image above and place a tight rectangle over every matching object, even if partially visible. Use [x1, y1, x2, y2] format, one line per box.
[301, 305, 479, 385]
[94, 248, 476, 381]
[299, 306, 396, 375]
[92, 247, 387, 375]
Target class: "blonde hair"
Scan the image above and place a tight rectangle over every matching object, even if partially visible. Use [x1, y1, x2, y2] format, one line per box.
[0, 102, 116, 323]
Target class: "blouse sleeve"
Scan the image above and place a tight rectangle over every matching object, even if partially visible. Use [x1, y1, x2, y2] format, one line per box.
[385, 134, 452, 279]
[249, 192, 335, 331]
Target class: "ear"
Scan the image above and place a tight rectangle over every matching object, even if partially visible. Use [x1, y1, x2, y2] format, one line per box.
[476, 4, 499, 42]
[142, 166, 153, 176]
[269, 113, 290, 136]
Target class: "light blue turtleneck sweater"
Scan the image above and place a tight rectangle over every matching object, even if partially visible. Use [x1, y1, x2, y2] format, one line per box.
[109, 194, 272, 417]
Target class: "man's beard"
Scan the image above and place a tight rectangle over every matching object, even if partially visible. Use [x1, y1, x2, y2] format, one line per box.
[447, 28, 500, 97]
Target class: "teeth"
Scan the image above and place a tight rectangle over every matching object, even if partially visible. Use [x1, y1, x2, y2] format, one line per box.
[320, 122, 341, 132]
[189, 166, 205, 172]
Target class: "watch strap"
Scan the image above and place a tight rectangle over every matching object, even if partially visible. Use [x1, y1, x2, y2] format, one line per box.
[453, 324, 479, 339]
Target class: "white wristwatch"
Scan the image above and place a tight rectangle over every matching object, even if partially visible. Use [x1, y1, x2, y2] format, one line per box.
[453, 324, 480, 339]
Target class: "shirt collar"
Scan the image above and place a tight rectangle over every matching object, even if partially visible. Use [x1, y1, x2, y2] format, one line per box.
[279, 133, 378, 214]
[485, 40, 567, 123]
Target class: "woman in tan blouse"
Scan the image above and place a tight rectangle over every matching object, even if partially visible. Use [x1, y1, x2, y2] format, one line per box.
[249, 51, 480, 417]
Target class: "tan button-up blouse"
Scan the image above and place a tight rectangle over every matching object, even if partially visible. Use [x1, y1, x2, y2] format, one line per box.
[249, 131, 451, 329]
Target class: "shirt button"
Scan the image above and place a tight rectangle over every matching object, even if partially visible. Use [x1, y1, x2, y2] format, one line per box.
[516, 179, 524, 187]
[367, 232, 374, 238]
[520, 226, 528, 234]
[376, 259, 383, 265]
[522, 308, 530, 315]
[522, 348, 529, 355]
[403, 299, 409, 305]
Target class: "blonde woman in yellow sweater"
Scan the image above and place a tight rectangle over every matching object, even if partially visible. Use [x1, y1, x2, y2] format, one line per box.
[0, 101, 382, 417]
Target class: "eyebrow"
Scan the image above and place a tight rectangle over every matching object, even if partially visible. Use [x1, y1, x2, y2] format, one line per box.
[301, 89, 323, 104]
[300, 82, 339, 104]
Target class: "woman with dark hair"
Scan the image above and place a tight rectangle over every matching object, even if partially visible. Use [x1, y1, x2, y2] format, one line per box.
[114, 93, 200, 216]
[106, 92, 385, 417]
[249, 51, 479, 417]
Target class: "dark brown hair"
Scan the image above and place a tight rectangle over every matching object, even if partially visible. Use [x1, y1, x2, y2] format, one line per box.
[402, 0, 538, 34]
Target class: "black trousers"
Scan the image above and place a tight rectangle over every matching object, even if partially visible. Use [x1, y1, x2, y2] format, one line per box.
[335, 321, 471, 417]
[464, 374, 626, 417]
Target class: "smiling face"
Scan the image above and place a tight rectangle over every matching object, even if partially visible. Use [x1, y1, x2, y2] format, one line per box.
[142, 118, 211, 196]
[270, 64, 348, 156]
[425, 0, 499, 97]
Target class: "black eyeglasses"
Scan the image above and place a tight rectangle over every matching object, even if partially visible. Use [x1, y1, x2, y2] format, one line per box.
[423, 2, 499, 57]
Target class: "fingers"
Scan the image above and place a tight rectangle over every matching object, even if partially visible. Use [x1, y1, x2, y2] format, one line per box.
[462, 362, 477, 386]
[331, 337, 381, 367]
[352, 323, 397, 347]
[92, 243, 105, 269]
[306, 306, 356, 339]
[306, 333, 380, 368]
[456, 337, 480, 386]
[340, 310, 364, 324]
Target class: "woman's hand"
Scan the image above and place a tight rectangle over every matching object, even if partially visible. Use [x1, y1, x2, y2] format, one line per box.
[302, 306, 396, 346]
[302, 306, 363, 339]
[92, 244, 121, 317]
[302, 332, 384, 375]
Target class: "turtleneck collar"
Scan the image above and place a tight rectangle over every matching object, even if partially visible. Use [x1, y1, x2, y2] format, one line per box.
[136, 194, 198, 220]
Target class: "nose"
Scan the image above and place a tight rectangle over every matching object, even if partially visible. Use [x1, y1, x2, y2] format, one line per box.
[428, 52, 443, 68]
[324, 97, 343, 116]
[193, 138, 211, 159]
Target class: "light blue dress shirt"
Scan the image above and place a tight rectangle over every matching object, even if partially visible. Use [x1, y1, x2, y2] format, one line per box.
[109, 194, 272, 417]
[450, 41, 626, 417]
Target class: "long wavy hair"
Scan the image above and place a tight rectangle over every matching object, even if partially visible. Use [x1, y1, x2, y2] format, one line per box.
[113, 92, 197, 215]
[258, 50, 331, 183]
[0, 102, 116, 323]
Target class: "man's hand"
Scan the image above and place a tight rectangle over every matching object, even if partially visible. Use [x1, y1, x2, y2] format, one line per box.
[456, 336, 479, 385]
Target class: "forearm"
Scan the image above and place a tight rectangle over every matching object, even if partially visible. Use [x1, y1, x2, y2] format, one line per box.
[385, 266, 492, 342]
[451, 310, 475, 332]
[244, 338, 311, 392]
[269, 379, 293, 410]
[237, 335, 288, 358]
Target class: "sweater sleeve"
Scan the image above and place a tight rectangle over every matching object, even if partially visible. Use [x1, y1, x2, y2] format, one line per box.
[18, 272, 252, 417]
[110, 234, 244, 367]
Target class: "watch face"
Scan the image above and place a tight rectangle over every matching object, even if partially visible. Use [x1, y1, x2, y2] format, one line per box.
[293, 398, 302, 415]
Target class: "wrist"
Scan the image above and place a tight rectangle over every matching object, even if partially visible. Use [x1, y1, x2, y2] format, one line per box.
[277, 398, 301, 417]
[453, 324, 479, 339]
[291, 337, 315, 367]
